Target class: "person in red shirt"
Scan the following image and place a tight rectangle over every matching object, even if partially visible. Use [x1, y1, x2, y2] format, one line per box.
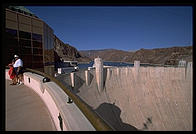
[8, 60, 17, 85]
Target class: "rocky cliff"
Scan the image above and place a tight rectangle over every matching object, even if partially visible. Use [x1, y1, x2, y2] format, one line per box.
[54, 36, 90, 62]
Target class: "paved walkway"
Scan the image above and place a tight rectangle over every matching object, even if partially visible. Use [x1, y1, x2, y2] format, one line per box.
[6, 80, 56, 131]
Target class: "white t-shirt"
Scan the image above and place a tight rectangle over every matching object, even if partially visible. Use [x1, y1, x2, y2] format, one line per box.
[13, 59, 23, 68]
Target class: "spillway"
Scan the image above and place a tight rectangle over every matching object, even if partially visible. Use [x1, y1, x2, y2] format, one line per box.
[56, 62, 192, 131]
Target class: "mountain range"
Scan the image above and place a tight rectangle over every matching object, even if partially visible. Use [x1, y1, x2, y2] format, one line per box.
[79, 46, 192, 65]
[54, 40, 192, 65]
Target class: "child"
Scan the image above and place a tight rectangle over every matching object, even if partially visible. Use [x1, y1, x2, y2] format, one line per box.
[8, 62, 17, 85]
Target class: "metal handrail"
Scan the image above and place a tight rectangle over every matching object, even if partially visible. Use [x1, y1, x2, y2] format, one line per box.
[24, 68, 113, 131]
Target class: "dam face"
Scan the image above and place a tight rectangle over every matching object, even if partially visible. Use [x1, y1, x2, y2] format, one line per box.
[56, 65, 192, 131]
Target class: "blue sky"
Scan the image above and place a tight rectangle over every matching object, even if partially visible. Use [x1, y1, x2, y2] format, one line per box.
[25, 6, 192, 51]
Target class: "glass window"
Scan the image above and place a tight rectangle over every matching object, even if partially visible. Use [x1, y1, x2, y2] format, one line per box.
[33, 56, 43, 62]
[33, 48, 43, 55]
[49, 36, 54, 49]
[24, 55, 32, 61]
[47, 35, 50, 49]
[6, 28, 17, 37]
[33, 41, 42, 48]
[32, 62, 43, 68]
[19, 31, 31, 39]
[22, 55, 32, 68]
[7, 46, 20, 57]
[19, 39, 31, 48]
[21, 47, 32, 55]
[32, 33, 42, 42]
[44, 34, 48, 49]
[6, 38, 18, 47]
[51, 38, 54, 48]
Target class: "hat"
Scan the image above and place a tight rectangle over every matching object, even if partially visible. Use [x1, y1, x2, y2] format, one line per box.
[14, 55, 19, 58]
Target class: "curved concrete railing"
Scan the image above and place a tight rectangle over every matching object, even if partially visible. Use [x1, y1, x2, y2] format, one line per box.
[5, 68, 113, 131]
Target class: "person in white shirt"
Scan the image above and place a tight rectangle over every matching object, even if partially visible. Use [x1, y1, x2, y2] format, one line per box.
[13, 55, 23, 85]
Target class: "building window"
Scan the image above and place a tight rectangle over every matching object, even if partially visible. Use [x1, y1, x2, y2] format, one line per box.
[6, 38, 19, 47]
[47, 35, 50, 49]
[33, 48, 42, 55]
[32, 40, 42, 48]
[33, 56, 43, 61]
[32, 62, 43, 68]
[21, 47, 32, 55]
[22, 55, 32, 61]
[19, 31, 31, 39]
[32, 33, 42, 42]
[49, 35, 54, 49]
[19, 39, 31, 48]
[6, 28, 17, 37]
[44, 33, 48, 49]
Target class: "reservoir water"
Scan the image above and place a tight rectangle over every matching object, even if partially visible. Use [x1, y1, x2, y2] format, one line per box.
[78, 61, 134, 70]
[77, 61, 161, 70]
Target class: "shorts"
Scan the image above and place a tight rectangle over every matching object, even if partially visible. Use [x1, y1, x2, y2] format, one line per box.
[14, 67, 23, 75]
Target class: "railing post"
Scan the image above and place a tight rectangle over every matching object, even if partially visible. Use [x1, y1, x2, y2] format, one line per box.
[68, 72, 75, 103]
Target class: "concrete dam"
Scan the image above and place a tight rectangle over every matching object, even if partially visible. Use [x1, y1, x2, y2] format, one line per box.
[56, 59, 192, 131]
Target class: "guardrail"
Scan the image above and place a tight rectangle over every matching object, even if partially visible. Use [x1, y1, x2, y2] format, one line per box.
[23, 68, 113, 131]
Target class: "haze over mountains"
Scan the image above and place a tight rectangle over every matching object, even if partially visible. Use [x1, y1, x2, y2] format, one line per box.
[54, 40, 192, 65]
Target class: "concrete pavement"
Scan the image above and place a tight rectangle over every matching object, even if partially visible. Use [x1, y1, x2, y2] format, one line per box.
[6, 79, 56, 131]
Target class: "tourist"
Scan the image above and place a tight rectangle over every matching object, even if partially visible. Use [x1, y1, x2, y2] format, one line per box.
[8, 59, 17, 85]
[13, 54, 24, 85]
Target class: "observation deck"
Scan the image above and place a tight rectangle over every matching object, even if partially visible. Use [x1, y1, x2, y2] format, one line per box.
[6, 79, 56, 131]
[5, 69, 112, 131]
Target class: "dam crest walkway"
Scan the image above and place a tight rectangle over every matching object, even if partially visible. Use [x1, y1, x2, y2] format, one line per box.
[6, 79, 56, 131]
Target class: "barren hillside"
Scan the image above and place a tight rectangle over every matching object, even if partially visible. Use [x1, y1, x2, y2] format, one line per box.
[80, 46, 192, 65]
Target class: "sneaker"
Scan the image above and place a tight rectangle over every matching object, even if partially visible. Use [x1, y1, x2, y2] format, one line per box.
[18, 82, 24, 85]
